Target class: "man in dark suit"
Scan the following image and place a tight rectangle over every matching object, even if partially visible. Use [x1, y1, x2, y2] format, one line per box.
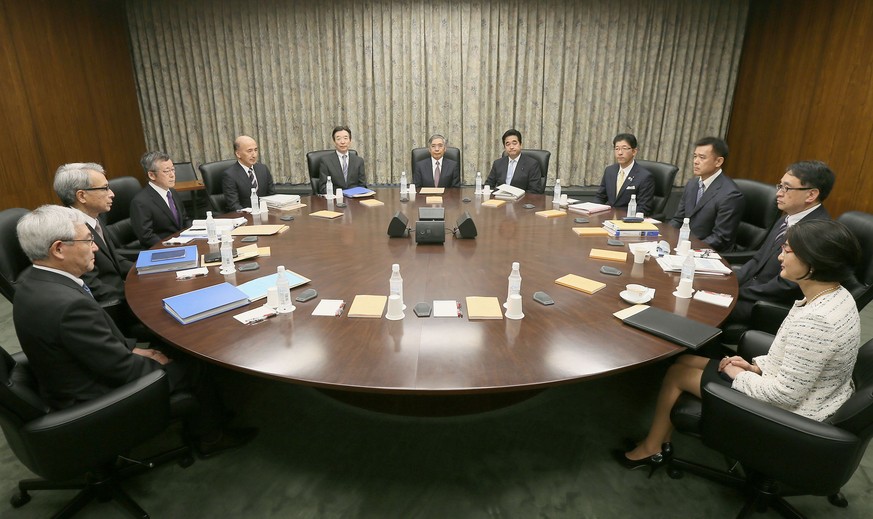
[13, 205, 256, 456]
[485, 129, 543, 193]
[53, 162, 143, 336]
[594, 133, 656, 215]
[130, 151, 190, 247]
[222, 135, 276, 210]
[669, 137, 745, 252]
[412, 134, 461, 188]
[317, 126, 367, 194]
[729, 161, 834, 323]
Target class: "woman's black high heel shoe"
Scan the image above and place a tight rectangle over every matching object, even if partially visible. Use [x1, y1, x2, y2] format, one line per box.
[611, 442, 673, 478]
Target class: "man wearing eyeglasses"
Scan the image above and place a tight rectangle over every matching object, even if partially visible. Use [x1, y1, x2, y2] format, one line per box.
[13, 205, 258, 456]
[594, 133, 655, 215]
[729, 161, 834, 323]
[412, 134, 461, 188]
[53, 163, 137, 334]
[669, 137, 745, 251]
[130, 151, 190, 247]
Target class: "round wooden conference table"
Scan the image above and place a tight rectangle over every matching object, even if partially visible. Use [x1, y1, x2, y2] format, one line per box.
[126, 188, 738, 414]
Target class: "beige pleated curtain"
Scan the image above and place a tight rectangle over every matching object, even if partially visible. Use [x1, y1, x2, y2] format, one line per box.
[126, 0, 748, 187]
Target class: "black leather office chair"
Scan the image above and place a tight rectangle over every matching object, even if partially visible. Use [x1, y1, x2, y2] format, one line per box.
[635, 159, 679, 220]
[744, 210, 873, 337]
[173, 161, 198, 202]
[307, 149, 359, 194]
[105, 176, 144, 262]
[410, 147, 462, 185]
[669, 331, 873, 518]
[500, 149, 549, 194]
[721, 179, 780, 265]
[199, 159, 236, 213]
[0, 208, 30, 303]
[0, 344, 193, 518]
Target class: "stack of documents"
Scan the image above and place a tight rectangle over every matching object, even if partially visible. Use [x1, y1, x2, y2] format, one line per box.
[568, 202, 611, 215]
[347, 295, 387, 318]
[554, 274, 606, 294]
[260, 194, 302, 210]
[163, 282, 250, 324]
[602, 220, 660, 238]
[465, 296, 503, 319]
[181, 217, 248, 238]
[493, 184, 525, 201]
[136, 246, 198, 274]
[656, 255, 733, 275]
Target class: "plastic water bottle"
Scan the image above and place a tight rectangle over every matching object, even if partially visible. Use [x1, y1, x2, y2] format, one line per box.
[250, 187, 259, 214]
[475, 171, 483, 194]
[219, 232, 235, 274]
[389, 264, 403, 307]
[325, 175, 334, 198]
[681, 252, 696, 284]
[400, 171, 408, 195]
[506, 262, 521, 305]
[276, 266, 294, 313]
[678, 217, 691, 244]
[627, 195, 637, 218]
[206, 211, 218, 244]
[553, 178, 562, 203]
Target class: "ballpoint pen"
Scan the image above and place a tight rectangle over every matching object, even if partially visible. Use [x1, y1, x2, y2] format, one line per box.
[335, 302, 346, 317]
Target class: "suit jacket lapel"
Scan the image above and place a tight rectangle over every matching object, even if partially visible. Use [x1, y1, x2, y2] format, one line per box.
[689, 175, 721, 217]
[87, 222, 121, 274]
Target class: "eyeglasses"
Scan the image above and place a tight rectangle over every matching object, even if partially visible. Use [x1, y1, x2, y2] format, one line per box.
[151, 168, 176, 174]
[81, 185, 111, 192]
[62, 236, 95, 246]
[775, 183, 814, 193]
[614, 147, 633, 152]
[780, 244, 793, 254]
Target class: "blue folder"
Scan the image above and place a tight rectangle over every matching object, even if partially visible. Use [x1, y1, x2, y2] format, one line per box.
[163, 282, 250, 324]
[136, 246, 199, 274]
[343, 186, 376, 198]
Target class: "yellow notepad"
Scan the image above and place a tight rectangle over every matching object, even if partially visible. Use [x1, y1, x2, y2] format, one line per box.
[426, 196, 443, 204]
[573, 227, 609, 236]
[230, 225, 287, 236]
[555, 274, 607, 294]
[481, 199, 506, 207]
[310, 210, 344, 219]
[347, 295, 387, 318]
[360, 199, 384, 207]
[419, 187, 445, 195]
[465, 296, 504, 320]
[589, 248, 628, 262]
[536, 209, 567, 218]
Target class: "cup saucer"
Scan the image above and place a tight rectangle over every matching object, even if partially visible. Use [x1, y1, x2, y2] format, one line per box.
[620, 290, 653, 304]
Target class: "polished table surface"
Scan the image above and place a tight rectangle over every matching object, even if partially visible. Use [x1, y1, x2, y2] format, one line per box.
[126, 188, 738, 396]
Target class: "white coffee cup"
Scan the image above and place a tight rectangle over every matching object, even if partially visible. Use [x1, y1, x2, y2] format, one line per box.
[505, 293, 524, 320]
[626, 284, 647, 297]
[335, 188, 343, 200]
[266, 287, 279, 309]
[259, 200, 268, 215]
[633, 249, 647, 264]
[482, 185, 492, 198]
[676, 278, 694, 298]
[385, 294, 405, 320]
[677, 240, 692, 255]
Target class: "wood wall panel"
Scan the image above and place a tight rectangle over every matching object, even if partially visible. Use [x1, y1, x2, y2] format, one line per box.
[0, 0, 146, 212]
[727, 0, 873, 217]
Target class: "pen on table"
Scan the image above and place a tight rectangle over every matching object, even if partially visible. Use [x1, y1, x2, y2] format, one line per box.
[456, 301, 463, 318]
[335, 302, 346, 317]
[246, 312, 277, 325]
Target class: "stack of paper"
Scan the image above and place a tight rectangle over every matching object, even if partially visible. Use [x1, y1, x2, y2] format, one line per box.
[260, 194, 302, 210]
[465, 296, 503, 319]
[419, 187, 445, 195]
[360, 199, 384, 207]
[181, 217, 248, 238]
[433, 300, 461, 317]
[481, 199, 506, 208]
[347, 295, 387, 318]
[572, 227, 609, 237]
[568, 202, 611, 215]
[536, 209, 567, 218]
[230, 225, 288, 236]
[656, 255, 732, 275]
[310, 210, 344, 219]
[602, 220, 660, 238]
[589, 248, 628, 262]
[555, 274, 606, 294]
[493, 184, 525, 201]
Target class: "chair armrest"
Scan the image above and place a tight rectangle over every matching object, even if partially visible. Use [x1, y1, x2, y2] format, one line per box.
[736, 330, 774, 360]
[115, 248, 142, 262]
[721, 250, 755, 265]
[701, 383, 862, 494]
[750, 300, 790, 335]
[20, 370, 171, 480]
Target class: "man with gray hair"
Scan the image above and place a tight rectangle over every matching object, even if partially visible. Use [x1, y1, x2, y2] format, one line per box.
[130, 151, 189, 247]
[53, 162, 132, 311]
[14, 205, 257, 456]
[413, 134, 461, 188]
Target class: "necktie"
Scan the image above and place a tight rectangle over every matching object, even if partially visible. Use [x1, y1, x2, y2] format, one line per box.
[249, 168, 258, 189]
[167, 191, 179, 226]
[93, 220, 105, 243]
[695, 179, 705, 206]
[774, 217, 789, 243]
[434, 161, 441, 187]
[342, 155, 348, 182]
[616, 169, 625, 195]
[507, 159, 517, 185]
[82, 283, 93, 298]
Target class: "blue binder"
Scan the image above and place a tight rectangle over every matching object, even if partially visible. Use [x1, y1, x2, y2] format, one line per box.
[162, 282, 250, 324]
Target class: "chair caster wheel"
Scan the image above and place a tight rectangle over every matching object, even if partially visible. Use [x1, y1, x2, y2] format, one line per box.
[11, 490, 31, 508]
[668, 468, 684, 480]
[179, 455, 195, 468]
[828, 493, 848, 508]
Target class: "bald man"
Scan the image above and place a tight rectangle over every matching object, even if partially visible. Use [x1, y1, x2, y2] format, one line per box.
[222, 135, 276, 211]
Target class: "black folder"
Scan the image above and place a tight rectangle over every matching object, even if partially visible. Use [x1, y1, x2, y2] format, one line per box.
[623, 306, 722, 350]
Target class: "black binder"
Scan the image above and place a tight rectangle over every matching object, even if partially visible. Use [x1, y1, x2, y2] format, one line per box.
[623, 306, 722, 350]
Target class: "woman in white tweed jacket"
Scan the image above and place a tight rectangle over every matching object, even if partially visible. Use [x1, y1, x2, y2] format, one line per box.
[616, 219, 862, 474]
